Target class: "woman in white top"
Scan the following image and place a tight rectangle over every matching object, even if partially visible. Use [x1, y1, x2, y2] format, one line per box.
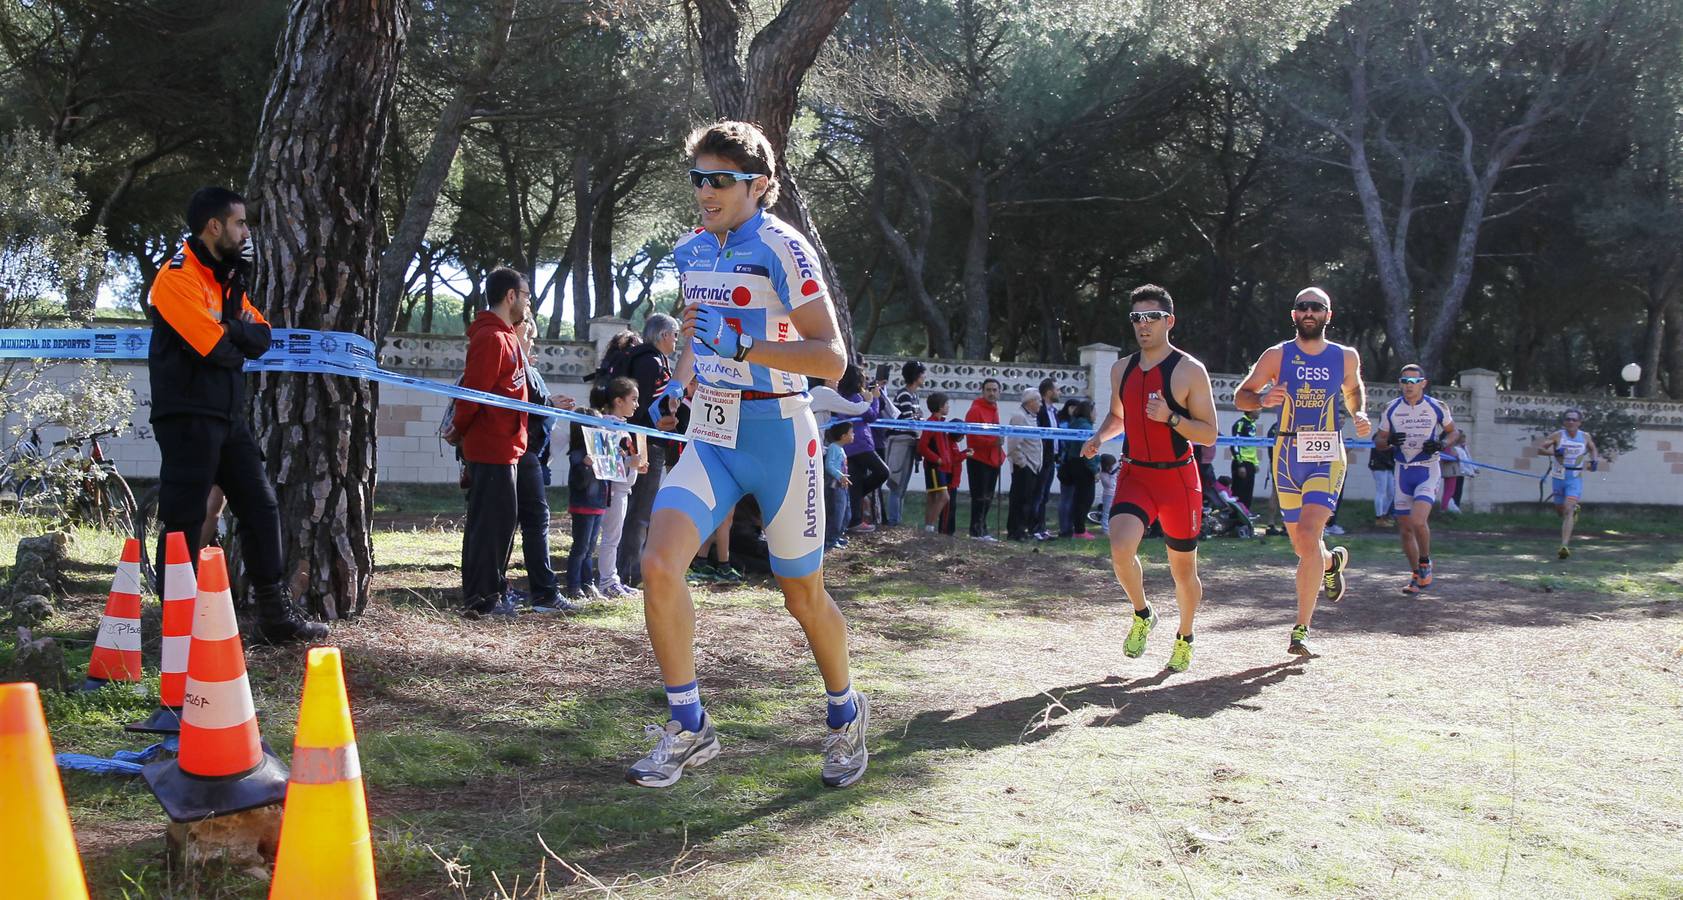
[808, 377, 873, 428]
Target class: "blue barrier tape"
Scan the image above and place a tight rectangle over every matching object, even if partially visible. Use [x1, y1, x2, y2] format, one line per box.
[4, 328, 1548, 480]
[850, 417, 1547, 481]
[55, 737, 175, 776]
[0, 327, 683, 442]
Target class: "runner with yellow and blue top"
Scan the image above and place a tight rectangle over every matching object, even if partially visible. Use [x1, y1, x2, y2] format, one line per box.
[1235, 287, 1372, 656]
[628, 121, 868, 792]
[1537, 408, 1600, 559]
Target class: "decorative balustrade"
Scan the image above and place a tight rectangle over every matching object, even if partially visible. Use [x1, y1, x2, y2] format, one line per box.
[861, 354, 1088, 399]
[1495, 391, 1683, 428]
[381, 332, 595, 378]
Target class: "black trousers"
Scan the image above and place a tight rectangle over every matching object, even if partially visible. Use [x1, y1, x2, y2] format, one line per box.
[847, 450, 891, 528]
[1230, 460, 1258, 510]
[515, 452, 559, 603]
[618, 442, 668, 587]
[462, 460, 518, 609]
[152, 415, 283, 589]
[1007, 465, 1039, 540]
[1030, 450, 1057, 534]
[967, 460, 1000, 537]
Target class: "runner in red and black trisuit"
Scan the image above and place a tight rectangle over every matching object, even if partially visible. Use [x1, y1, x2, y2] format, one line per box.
[1083, 285, 1221, 673]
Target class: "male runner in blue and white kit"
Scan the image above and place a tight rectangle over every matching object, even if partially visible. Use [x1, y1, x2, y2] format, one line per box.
[1235, 287, 1372, 656]
[1374, 365, 1460, 594]
[627, 121, 868, 790]
[1537, 409, 1600, 559]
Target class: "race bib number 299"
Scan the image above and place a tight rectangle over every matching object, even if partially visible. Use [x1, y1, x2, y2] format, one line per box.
[687, 384, 741, 449]
[1295, 431, 1339, 463]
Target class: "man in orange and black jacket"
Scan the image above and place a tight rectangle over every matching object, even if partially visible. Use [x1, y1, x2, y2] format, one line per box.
[442, 266, 531, 618]
[148, 186, 326, 643]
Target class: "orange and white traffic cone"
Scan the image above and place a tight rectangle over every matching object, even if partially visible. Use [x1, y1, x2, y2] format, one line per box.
[82, 537, 143, 691]
[0, 682, 92, 899]
[129, 532, 194, 733]
[270, 647, 375, 898]
[142, 547, 288, 822]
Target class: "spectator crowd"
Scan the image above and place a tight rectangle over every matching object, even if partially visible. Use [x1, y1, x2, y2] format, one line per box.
[446, 266, 1462, 616]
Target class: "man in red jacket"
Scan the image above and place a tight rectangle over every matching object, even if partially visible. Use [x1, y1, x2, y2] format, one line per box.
[443, 266, 531, 618]
[963, 378, 1004, 541]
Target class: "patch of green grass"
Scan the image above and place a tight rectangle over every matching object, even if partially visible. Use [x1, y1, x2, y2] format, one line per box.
[1473, 503, 1683, 536]
[360, 731, 510, 788]
[41, 681, 161, 754]
[89, 844, 271, 900]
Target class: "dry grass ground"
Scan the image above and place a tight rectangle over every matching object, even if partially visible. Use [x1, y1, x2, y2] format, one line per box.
[4, 497, 1681, 898]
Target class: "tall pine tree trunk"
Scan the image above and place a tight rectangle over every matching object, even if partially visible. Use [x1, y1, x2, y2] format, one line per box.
[692, 0, 858, 349]
[246, 0, 408, 618]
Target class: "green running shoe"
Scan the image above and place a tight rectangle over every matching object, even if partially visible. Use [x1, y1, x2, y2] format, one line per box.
[1166, 636, 1194, 672]
[1124, 608, 1157, 658]
[686, 560, 719, 584]
[1287, 624, 1314, 657]
[1322, 545, 1349, 602]
[1557, 546, 1570, 559]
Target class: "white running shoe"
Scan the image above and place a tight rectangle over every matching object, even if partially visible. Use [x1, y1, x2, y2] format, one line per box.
[626, 715, 721, 788]
[820, 692, 870, 788]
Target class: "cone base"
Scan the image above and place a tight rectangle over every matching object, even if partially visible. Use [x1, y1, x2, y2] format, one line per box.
[126, 705, 183, 735]
[142, 743, 289, 823]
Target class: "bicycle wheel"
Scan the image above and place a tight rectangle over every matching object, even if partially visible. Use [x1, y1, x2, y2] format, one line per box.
[92, 468, 152, 589]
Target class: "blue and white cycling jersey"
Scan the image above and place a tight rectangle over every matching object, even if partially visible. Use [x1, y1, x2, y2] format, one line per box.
[1381, 395, 1453, 466]
[658, 210, 834, 577]
[675, 210, 830, 416]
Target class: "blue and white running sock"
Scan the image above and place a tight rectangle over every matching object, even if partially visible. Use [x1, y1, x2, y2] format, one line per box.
[666, 680, 704, 733]
[826, 685, 858, 729]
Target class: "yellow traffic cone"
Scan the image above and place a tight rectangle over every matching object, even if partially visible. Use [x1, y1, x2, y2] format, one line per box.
[270, 647, 375, 898]
[0, 682, 91, 899]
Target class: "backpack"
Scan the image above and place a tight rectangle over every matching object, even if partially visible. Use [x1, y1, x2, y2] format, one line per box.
[438, 374, 467, 439]
[591, 343, 645, 383]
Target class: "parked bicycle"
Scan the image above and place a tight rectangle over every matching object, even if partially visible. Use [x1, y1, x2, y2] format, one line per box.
[0, 427, 152, 585]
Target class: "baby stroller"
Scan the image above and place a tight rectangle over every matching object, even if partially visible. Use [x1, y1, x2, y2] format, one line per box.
[1201, 476, 1257, 539]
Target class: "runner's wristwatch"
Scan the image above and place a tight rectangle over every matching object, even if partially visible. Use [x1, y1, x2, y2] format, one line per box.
[733, 333, 754, 362]
[1167, 412, 1182, 428]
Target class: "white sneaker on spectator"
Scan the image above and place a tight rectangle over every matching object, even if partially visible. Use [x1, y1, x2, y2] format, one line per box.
[1446, 500, 1462, 514]
[1325, 524, 1346, 536]
[973, 534, 999, 542]
[923, 525, 937, 533]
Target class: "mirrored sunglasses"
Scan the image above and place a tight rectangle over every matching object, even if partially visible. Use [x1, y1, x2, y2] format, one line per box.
[689, 168, 766, 189]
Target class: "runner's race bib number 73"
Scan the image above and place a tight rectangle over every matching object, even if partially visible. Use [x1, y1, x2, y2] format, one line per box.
[1295, 430, 1339, 463]
[687, 384, 741, 449]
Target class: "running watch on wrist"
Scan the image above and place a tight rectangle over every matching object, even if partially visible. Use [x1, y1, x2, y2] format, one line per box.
[1167, 412, 1182, 429]
[732, 332, 755, 362]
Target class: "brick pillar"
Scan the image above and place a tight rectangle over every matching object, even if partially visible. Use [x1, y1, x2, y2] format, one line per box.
[1455, 368, 1500, 512]
[588, 316, 630, 358]
[1080, 343, 1121, 414]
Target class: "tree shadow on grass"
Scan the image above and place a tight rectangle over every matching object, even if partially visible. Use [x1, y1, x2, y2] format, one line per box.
[887, 661, 1307, 755]
[839, 536, 1675, 646]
